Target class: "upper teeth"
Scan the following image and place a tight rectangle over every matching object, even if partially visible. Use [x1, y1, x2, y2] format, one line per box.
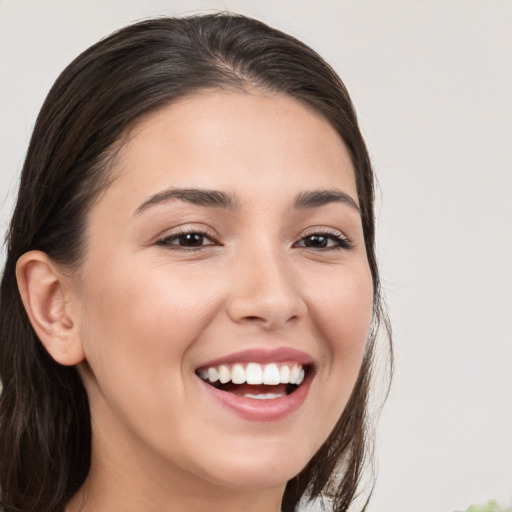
[198, 363, 305, 386]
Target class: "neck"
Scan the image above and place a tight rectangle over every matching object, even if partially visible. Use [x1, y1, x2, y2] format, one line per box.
[67, 483, 284, 512]
[66, 426, 285, 512]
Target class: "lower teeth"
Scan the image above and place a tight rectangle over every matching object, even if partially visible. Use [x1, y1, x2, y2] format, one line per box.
[243, 393, 285, 400]
[212, 382, 298, 395]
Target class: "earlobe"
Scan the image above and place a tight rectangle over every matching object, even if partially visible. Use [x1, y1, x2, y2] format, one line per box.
[16, 251, 85, 366]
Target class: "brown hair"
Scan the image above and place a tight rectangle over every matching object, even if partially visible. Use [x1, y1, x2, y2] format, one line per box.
[0, 13, 391, 512]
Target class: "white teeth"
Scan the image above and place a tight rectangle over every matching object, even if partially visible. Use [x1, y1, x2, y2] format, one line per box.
[218, 365, 230, 384]
[231, 364, 246, 384]
[263, 363, 280, 385]
[208, 367, 219, 383]
[198, 362, 307, 386]
[246, 363, 263, 384]
[290, 364, 301, 384]
[244, 393, 285, 400]
[279, 365, 290, 384]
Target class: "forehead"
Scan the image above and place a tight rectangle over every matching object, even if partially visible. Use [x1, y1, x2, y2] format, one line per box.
[104, 90, 357, 208]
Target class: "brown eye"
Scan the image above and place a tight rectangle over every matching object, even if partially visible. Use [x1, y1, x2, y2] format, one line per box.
[295, 232, 351, 250]
[303, 234, 329, 248]
[157, 231, 216, 250]
[176, 233, 208, 247]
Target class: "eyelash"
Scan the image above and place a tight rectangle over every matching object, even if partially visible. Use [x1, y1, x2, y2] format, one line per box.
[294, 230, 352, 251]
[156, 228, 352, 251]
[156, 228, 217, 251]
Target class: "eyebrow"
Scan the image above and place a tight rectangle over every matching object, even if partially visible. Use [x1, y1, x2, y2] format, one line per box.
[293, 189, 360, 212]
[135, 188, 240, 214]
[135, 187, 359, 214]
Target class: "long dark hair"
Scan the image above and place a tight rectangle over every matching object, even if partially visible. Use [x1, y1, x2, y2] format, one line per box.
[0, 13, 391, 512]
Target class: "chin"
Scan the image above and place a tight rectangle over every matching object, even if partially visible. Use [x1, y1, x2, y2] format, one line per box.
[189, 435, 314, 491]
[202, 460, 302, 491]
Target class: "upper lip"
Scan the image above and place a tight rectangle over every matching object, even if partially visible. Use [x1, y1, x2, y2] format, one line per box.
[196, 347, 314, 370]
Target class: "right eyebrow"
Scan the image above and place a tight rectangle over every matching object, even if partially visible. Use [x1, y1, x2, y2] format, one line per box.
[134, 188, 241, 215]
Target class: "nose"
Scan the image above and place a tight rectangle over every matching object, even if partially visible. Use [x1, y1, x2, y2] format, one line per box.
[226, 245, 306, 330]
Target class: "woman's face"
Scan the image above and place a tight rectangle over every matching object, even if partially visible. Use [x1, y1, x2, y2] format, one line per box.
[73, 90, 373, 492]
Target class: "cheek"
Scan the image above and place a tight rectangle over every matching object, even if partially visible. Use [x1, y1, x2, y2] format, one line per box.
[77, 261, 224, 387]
[306, 262, 373, 408]
[76, 261, 228, 452]
[312, 264, 374, 355]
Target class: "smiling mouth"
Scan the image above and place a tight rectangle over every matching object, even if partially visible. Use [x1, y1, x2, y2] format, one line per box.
[196, 362, 311, 400]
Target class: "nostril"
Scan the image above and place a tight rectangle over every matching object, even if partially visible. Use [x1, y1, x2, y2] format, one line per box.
[239, 314, 300, 330]
[227, 288, 306, 329]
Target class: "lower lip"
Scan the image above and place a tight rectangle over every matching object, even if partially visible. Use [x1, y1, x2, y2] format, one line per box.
[198, 375, 313, 422]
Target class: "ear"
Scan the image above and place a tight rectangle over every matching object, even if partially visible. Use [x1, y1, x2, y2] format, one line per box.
[16, 250, 85, 366]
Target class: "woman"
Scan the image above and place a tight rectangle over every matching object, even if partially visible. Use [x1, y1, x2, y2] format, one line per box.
[0, 13, 390, 512]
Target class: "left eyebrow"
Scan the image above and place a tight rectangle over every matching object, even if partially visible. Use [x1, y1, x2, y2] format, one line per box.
[293, 190, 360, 212]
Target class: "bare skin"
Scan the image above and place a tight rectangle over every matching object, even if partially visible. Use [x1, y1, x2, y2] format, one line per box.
[18, 90, 373, 511]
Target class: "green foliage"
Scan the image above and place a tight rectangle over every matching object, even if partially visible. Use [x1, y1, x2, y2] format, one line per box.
[465, 500, 512, 512]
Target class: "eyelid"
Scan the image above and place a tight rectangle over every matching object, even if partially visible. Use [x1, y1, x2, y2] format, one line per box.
[156, 226, 221, 250]
[294, 227, 352, 250]
[154, 225, 352, 251]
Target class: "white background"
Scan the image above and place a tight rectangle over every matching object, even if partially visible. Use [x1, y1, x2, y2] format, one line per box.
[1, 1, 511, 511]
